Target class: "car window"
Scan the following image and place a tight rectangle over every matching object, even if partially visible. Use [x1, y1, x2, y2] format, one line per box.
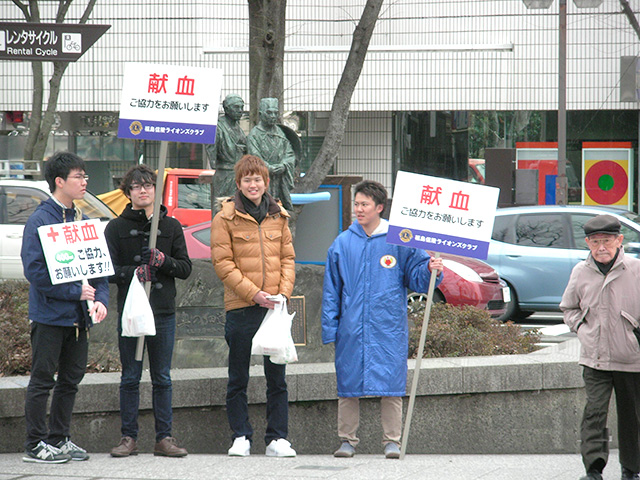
[178, 178, 211, 210]
[76, 192, 116, 221]
[491, 215, 512, 242]
[193, 226, 212, 248]
[570, 214, 593, 250]
[2, 187, 48, 225]
[514, 214, 566, 248]
[571, 213, 640, 250]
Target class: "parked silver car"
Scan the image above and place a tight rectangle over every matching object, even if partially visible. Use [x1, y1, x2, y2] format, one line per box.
[0, 179, 116, 279]
[486, 205, 640, 320]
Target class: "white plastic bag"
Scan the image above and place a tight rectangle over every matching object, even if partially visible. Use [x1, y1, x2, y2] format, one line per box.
[121, 275, 156, 337]
[251, 295, 298, 364]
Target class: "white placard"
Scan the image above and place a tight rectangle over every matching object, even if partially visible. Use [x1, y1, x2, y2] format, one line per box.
[37, 219, 114, 285]
[117, 62, 222, 144]
[387, 171, 500, 260]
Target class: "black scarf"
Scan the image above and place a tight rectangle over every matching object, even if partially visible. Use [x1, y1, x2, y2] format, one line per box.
[239, 192, 268, 224]
[594, 248, 620, 275]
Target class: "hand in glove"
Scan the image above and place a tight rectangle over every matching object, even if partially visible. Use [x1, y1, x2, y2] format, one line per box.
[135, 265, 157, 284]
[141, 246, 165, 268]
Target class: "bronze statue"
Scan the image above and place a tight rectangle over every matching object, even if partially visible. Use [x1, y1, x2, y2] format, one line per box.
[207, 94, 247, 198]
[247, 98, 296, 211]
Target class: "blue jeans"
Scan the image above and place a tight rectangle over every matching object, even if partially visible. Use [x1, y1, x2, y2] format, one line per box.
[117, 313, 175, 443]
[225, 305, 288, 446]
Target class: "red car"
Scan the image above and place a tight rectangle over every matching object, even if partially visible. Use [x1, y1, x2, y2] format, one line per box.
[183, 221, 510, 321]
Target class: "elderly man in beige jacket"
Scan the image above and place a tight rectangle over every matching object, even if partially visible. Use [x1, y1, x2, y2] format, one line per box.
[561, 214, 640, 480]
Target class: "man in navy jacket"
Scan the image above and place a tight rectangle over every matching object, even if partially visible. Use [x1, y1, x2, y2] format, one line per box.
[21, 152, 108, 464]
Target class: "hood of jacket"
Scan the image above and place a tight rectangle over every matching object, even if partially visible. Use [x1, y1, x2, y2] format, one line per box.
[348, 218, 389, 239]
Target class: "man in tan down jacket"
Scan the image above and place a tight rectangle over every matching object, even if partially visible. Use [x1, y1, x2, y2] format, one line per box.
[211, 154, 296, 458]
[561, 214, 640, 480]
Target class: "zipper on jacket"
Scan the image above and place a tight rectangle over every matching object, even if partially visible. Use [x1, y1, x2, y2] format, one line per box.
[258, 223, 267, 288]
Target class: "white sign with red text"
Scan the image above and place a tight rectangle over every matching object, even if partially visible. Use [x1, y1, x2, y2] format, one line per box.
[117, 62, 222, 144]
[37, 219, 114, 285]
[387, 171, 499, 260]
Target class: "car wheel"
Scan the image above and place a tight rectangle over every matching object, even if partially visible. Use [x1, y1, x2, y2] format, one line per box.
[497, 283, 520, 322]
[407, 290, 445, 314]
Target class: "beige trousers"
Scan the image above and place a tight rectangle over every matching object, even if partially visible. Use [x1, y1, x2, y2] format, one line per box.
[337, 396, 402, 447]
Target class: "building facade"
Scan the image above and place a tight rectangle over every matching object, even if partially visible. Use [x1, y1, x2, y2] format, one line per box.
[1, 0, 638, 200]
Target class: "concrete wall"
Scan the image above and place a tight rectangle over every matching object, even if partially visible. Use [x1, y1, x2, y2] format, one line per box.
[0, 339, 612, 455]
[88, 261, 334, 370]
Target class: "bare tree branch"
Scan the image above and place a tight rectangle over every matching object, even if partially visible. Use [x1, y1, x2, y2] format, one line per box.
[295, 0, 385, 193]
[79, 0, 98, 24]
[620, 0, 640, 42]
[55, 0, 73, 23]
[11, 0, 31, 20]
[11, 0, 99, 164]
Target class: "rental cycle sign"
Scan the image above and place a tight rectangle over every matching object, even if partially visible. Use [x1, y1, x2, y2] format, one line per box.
[387, 171, 500, 260]
[117, 62, 222, 145]
[0, 22, 110, 62]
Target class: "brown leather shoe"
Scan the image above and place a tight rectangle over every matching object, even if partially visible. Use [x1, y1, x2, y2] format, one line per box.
[154, 436, 188, 457]
[110, 437, 139, 457]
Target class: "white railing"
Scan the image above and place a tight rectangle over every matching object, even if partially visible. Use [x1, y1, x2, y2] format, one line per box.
[0, 160, 41, 178]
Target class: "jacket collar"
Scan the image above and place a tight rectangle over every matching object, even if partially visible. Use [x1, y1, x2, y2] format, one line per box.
[119, 203, 168, 222]
[585, 246, 626, 274]
[233, 190, 281, 216]
[219, 192, 289, 220]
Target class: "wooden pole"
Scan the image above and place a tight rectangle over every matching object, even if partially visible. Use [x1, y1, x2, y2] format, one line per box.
[400, 251, 440, 460]
[135, 141, 168, 361]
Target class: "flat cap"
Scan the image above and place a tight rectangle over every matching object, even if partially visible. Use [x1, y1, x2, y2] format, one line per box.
[583, 214, 621, 236]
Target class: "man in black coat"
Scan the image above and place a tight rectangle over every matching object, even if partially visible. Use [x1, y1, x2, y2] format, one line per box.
[104, 164, 192, 458]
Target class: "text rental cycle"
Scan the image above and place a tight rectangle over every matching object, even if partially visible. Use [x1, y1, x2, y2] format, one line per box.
[6, 47, 58, 56]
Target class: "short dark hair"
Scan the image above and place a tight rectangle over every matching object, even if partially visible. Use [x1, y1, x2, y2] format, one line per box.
[119, 164, 157, 196]
[234, 155, 269, 185]
[354, 180, 387, 207]
[44, 151, 86, 193]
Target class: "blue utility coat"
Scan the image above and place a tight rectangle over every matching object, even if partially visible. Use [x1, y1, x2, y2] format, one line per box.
[21, 197, 109, 328]
[321, 219, 442, 397]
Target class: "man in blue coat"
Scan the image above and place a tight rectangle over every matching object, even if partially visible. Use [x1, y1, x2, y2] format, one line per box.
[21, 152, 109, 463]
[322, 180, 443, 459]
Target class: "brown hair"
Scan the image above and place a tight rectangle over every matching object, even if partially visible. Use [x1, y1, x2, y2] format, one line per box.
[234, 155, 269, 185]
[354, 180, 388, 207]
[119, 164, 156, 196]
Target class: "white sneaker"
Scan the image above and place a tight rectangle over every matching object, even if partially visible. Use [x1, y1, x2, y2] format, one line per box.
[228, 436, 250, 457]
[265, 438, 296, 457]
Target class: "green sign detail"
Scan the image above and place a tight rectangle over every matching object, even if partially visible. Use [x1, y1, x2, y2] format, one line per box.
[55, 250, 75, 264]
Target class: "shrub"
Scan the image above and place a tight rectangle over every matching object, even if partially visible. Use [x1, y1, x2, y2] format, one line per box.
[0, 280, 120, 377]
[0, 281, 32, 376]
[408, 302, 541, 358]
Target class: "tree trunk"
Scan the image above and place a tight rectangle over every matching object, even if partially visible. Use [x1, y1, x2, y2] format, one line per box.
[24, 61, 43, 162]
[248, 0, 286, 125]
[31, 61, 69, 163]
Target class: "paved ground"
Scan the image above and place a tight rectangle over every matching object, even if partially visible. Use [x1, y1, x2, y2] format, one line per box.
[0, 450, 626, 480]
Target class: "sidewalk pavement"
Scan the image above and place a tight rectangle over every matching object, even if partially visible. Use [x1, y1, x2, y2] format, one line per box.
[0, 450, 625, 480]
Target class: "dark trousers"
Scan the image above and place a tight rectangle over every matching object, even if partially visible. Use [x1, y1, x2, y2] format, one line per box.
[118, 313, 175, 443]
[25, 322, 88, 450]
[581, 366, 640, 474]
[225, 305, 288, 446]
